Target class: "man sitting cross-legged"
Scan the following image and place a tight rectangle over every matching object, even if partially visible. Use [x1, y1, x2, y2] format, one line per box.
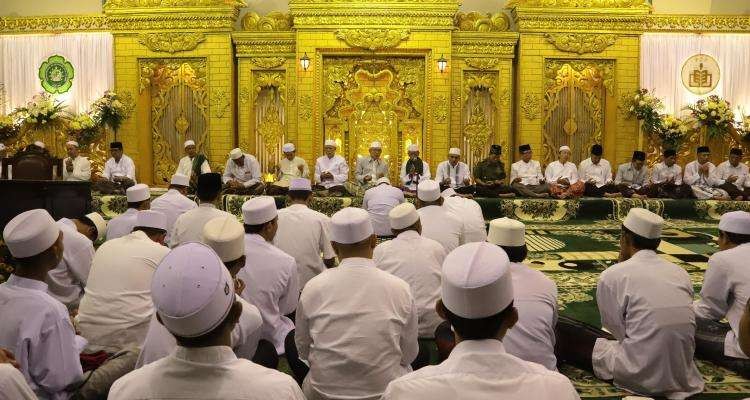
[510, 144, 549, 198]
[578, 144, 619, 197]
[648, 149, 692, 199]
[614, 151, 650, 198]
[712, 148, 750, 201]
[545, 145, 584, 199]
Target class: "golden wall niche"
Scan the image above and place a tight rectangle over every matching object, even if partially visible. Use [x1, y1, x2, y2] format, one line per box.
[251, 72, 286, 176]
[462, 71, 500, 168]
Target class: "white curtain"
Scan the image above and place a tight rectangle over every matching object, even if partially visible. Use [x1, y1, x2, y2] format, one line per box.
[641, 33, 750, 117]
[0, 33, 113, 114]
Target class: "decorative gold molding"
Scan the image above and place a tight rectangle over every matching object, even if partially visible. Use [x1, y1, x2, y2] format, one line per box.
[249, 57, 286, 69]
[465, 58, 500, 70]
[241, 11, 293, 31]
[0, 15, 108, 33]
[234, 38, 296, 56]
[521, 93, 541, 120]
[104, 0, 245, 9]
[455, 12, 510, 32]
[497, 88, 511, 106]
[299, 95, 313, 122]
[239, 87, 252, 105]
[293, 14, 454, 27]
[334, 29, 410, 51]
[211, 89, 231, 118]
[544, 33, 617, 54]
[452, 35, 519, 57]
[511, 10, 646, 33]
[507, 0, 650, 8]
[645, 15, 750, 33]
[434, 95, 448, 123]
[137, 32, 206, 53]
[106, 14, 237, 31]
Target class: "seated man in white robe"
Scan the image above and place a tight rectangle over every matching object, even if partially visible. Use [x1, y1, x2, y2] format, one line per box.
[441, 188, 486, 243]
[363, 177, 405, 237]
[106, 184, 151, 241]
[545, 146, 584, 199]
[314, 139, 350, 196]
[579, 144, 619, 197]
[684, 146, 727, 200]
[355, 141, 390, 189]
[222, 148, 265, 195]
[62, 140, 91, 182]
[97, 141, 136, 192]
[383, 242, 579, 400]
[614, 151, 650, 198]
[436, 147, 474, 195]
[268, 143, 309, 195]
[648, 149, 691, 199]
[176, 140, 211, 190]
[0, 348, 37, 400]
[170, 173, 234, 247]
[150, 174, 197, 244]
[711, 148, 750, 201]
[416, 180, 465, 253]
[400, 144, 430, 193]
[510, 144, 549, 198]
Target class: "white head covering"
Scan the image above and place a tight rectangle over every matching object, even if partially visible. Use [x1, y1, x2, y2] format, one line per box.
[718, 211, 750, 235]
[559, 145, 571, 153]
[126, 184, 150, 202]
[417, 179, 441, 202]
[407, 144, 419, 153]
[0, 143, 5, 151]
[623, 208, 663, 239]
[34, 141, 45, 149]
[203, 216, 245, 263]
[290, 178, 312, 191]
[330, 207, 373, 244]
[241, 196, 277, 225]
[136, 210, 167, 231]
[441, 187, 458, 198]
[66, 140, 79, 148]
[442, 242, 514, 319]
[229, 148, 243, 160]
[487, 217, 525, 247]
[370, 141, 382, 149]
[376, 176, 390, 185]
[85, 212, 107, 242]
[151, 242, 235, 338]
[170, 174, 190, 187]
[282, 143, 295, 153]
[389, 203, 419, 230]
[184, 140, 196, 148]
[448, 147, 461, 156]
[324, 139, 337, 148]
[3, 209, 60, 258]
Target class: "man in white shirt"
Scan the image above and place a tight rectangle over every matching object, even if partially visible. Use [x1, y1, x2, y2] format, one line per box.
[78, 210, 171, 353]
[363, 177, 406, 237]
[62, 140, 91, 182]
[175, 140, 211, 189]
[649, 149, 691, 198]
[297, 207, 418, 400]
[109, 242, 305, 400]
[579, 144, 619, 197]
[416, 180, 465, 253]
[436, 147, 473, 195]
[693, 211, 750, 377]
[99, 141, 136, 188]
[315, 139, 350, 196]
[614, 151, 650, 198]
[171, 173, 234, 247]
[383, 242, 579, 400]
[151, 174, 197, 244]
[545, 145, 584, 199]
[106, 183, 151, 241]
[223, 148, 265, 195]
[274, 178, 336, 289]
[441, 187, 486, 243]
[356, 141, 390, 189]
[685, 146, 728, 200]
[269, 143, 310, 195]
[0, 210, 84, 400]
[712, 148, 750, 201]
[556, 208, 704, 399]
[511, 144, 549, 198]
[401, 144, 431, 193]
[0, 350, 37, 400]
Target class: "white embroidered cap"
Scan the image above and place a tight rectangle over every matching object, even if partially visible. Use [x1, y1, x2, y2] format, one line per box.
[84, 212, 107, 242]
[229, 148, 243, 160]
[324, 139, 337, 148]
[330, 207, 374, 244]
[170, 174, 190, 187]
[370, 141, 382, 149]
[290, 178, 312, 191]
[203, 216, 245, 263]
[136, 210, 167, 231]
[487, 217, 525, 247]
[718, 211, 750, 235]
[623, 208, 663, 239]
[449, 148, 461, 156]
[417, 179, 441, 202]
[389, 203, 419, 230]
[3, 209, 60, 258]
[241, 196, 277, 225]
[282, 143, 295, 153]
[184, 140, 196, 148]
[126, 184, 150, 202]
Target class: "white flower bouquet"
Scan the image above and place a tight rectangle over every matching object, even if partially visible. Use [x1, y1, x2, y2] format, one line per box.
[67, 112, 101, 146]
[91, 90, 133, 133]
[655, 114, 692, 150]
[14, 93, 66, 130]
[626, 89, 663, 135]
[684, 95, 735, 139]
[0, 113, 20, 142]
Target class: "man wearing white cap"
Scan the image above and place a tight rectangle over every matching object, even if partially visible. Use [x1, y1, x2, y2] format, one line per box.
[109, 242, 305, 400]
[314, 139, 350, 196]
[486, 218, 558, 370]
[441, 187, 487, 243]
[175, 140, 211, 186]
[693, 211, 750, 376]
[238, 196, 299, 357]
[99, 142, 136, 187]
[545, 145, 584, 199]
[137, 216, 265, 369]
[356, 141, 390, 188]
[400, 144, 431, 193]
[78, 210, 171, 353]
[383, 242, 579, 400]
[151, 174, 197, 243]
[223, 147, 265, 195]
[557, 208, 704, 398]
[374, 203, 445, 353]
[436, 147, 473, 194]
[363, 176, 406, 237]
[274, 178, 336, 289]
[106, 183, 151, 241]
[511, 144, 549, 198]
[171, 173, 234, 247]
[269, 143, 310, 195]
[0, 209, 84, 399]
[416, 179, 465, 253]
[296, 207, 418, 400]
[62, 140, 91, 182]
[46, 212, 107, 308]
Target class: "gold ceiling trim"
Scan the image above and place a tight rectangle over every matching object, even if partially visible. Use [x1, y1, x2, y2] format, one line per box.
[544, 33, 617, 54]
[465, 58, 500, 70]
[138, 32, 206, 53]
[249, 57, 287, 69]
[645, 15, 750, 33]
[506, 0, 650, 8]
[455, 12, 510, 32]
[234, 36, 296, 56]
[104, 0, 245, 10]
[106, 14, 237, 31]
[241, 12, 293, 31]
[334, 29, 410, 51]
[0, 15, 108, 33]
[452, 34, 519, 57]
[512, 12, 646, 33]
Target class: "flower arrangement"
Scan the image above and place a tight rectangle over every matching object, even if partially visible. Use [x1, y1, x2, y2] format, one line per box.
[684, 95, 735, 140]
[0, 113, 20, 142]
[91, 91, 133, 134]
[67, 113, 100, 146]
[738, 115, 750, 141]
[14, 93, 66, 130]
[626, 89, 663, 135]
[655, 114, 692, 150]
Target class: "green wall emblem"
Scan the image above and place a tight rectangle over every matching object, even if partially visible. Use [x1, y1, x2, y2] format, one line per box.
[39, 55, 74, 94]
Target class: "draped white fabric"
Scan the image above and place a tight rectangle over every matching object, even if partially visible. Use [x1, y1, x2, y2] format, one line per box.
[641, 33, 750, 116]
[0, 33, 113, 114]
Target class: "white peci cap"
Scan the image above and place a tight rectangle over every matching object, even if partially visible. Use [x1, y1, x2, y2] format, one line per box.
[376, 176, 390, 185]
[3, 209, 60, 258]
[441, 187, 458, 198]
[389, 203, 419, 230]
[66, 140, 79, 147]
[136, 210, 167, 231]
[203, 216, 245, 263]
[417, 179, 441, 202]
[282, 143, 295, 153]
[449, 148, 461, 156]
[487, 217, 525, 247]
[151, 243, 235, 338]
[229, 148, 243, 160]
[407, 144, 419, 152]
[241, 196, 277, 225]
[324, 139, 337, 148]
[718, 211, 750, 235]
[84, 212, 107, 242]
[442, 242, 514, 319]
[170, 174, 190, 187]
[34, 141, 45, 149]
[623, 208, 663, 239]
[559, 145, 571, 152]
[290, 178, 312, 191]
[330, 207, 374, 244]
[126, 184, 150, 203]
[184, 140, 196, 148]
[370, 141, 382, 149]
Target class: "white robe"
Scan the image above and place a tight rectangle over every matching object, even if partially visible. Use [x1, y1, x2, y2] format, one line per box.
[417, 205, 465, 253]
[314, 154, 349, 188]
[511, 159, 544, 186]
[46, 218, 95, 308]
[712, 161, 750, 189]
[578, 158, 613, 188]
[102, 155, 136, 182]
[0, 363, 36, 400]
[651, 162, 683, 185]
[150, 189, 197, 244]
[105, 208, 139, 241]
[176, 155, 211, 180]
[363, 183, 406, 236]
[62, 156, 91, 182]
[222, 154, 262, 187]
[400, 160, 431, 191]
[442, 195, 487, 243]
[169, 204, 234, 248]
[435, 161, 471, 189]
[544, 160, 580, 184]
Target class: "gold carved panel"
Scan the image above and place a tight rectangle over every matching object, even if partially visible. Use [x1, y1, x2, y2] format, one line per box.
[334, 29, 410, 51]
[137, 32, 206, 53]
[544, 33, 617, 55]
